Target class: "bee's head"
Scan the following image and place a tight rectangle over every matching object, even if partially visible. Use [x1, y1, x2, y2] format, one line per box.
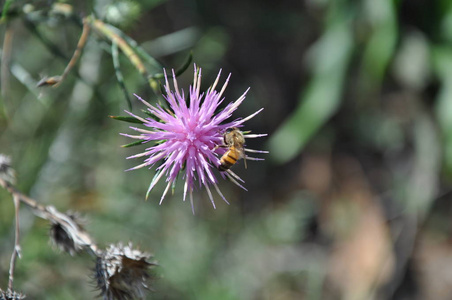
[225, 127, 235, 134]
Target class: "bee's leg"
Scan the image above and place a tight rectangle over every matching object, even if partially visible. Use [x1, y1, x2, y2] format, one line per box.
[213, 144, 226, 151]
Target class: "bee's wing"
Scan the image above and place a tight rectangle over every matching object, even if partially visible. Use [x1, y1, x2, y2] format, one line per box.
[238, 145, 247, 169]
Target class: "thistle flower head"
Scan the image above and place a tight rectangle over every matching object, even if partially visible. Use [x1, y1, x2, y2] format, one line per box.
[123, 66, 267, 213]
[94, 243, 156, 300]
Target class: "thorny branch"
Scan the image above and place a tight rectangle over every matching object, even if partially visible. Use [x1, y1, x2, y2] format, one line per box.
[0, 177, 100, 257]
[8, 194, 20, 291]
[0, 155, 156, 299]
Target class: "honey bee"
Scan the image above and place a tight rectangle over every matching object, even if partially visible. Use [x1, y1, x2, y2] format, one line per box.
[218, 127, 247, 171]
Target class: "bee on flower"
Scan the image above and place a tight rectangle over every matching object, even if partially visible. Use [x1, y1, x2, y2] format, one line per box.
[121, 66, 267, 213]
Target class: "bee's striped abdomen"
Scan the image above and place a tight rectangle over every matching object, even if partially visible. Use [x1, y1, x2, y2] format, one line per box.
[219, 147, 240, 171]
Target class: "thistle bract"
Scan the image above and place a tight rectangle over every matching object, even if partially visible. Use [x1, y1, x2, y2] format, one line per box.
[122, 66, 266, 213]
[94, 243, 155, 300]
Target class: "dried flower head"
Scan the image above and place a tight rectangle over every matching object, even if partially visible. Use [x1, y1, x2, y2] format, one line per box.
[49, 211, 86, 255]
[0, 154, 16, 186]
[0, 288, 25, 300]
[122, 66, 267, 212]
[94, 243, 156, 300]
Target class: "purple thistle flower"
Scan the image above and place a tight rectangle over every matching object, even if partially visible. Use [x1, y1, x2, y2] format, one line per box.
[122, 66, 267, 213]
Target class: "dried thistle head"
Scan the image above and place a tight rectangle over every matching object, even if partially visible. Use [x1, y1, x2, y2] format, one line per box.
[0, 288, 25, 300]
[0, 154, 16, 186]
[49, 211, 86, 255]
[94, 243, 156, 300]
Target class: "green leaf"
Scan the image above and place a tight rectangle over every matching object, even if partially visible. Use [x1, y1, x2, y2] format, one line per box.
[174, 51, 193, 77]
[112, 41, 132, 110]
[267, 8, 354, 164]
[105, 23, 163, 70]
[151, 51, 193, 79]
[141, 109, 161, 121]
[433, 46, 452, 175]
[109, 115, 144, 124]
[121, 140, 147, 148]
[360, 0, 397, 90]
[1, 0, 16, 22]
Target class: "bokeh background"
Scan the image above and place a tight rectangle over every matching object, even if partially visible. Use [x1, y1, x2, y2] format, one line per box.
[1, 0, 452, 299]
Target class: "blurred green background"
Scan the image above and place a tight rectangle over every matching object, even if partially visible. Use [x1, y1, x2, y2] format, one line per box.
[2, 0, 452, 299]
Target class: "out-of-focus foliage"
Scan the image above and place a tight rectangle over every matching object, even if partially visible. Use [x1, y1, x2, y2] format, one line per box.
[2, 0, 452, 299]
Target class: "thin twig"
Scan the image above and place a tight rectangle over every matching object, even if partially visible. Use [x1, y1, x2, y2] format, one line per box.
[112, 41, 132, 109]
[7, 194, 21, 291]
[37, 18, 91, 88]
[53, 19, 91, 87]
[1, 22, 14, 117]
[88, 17, 149, 78]
[0, 177, 100, 256]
